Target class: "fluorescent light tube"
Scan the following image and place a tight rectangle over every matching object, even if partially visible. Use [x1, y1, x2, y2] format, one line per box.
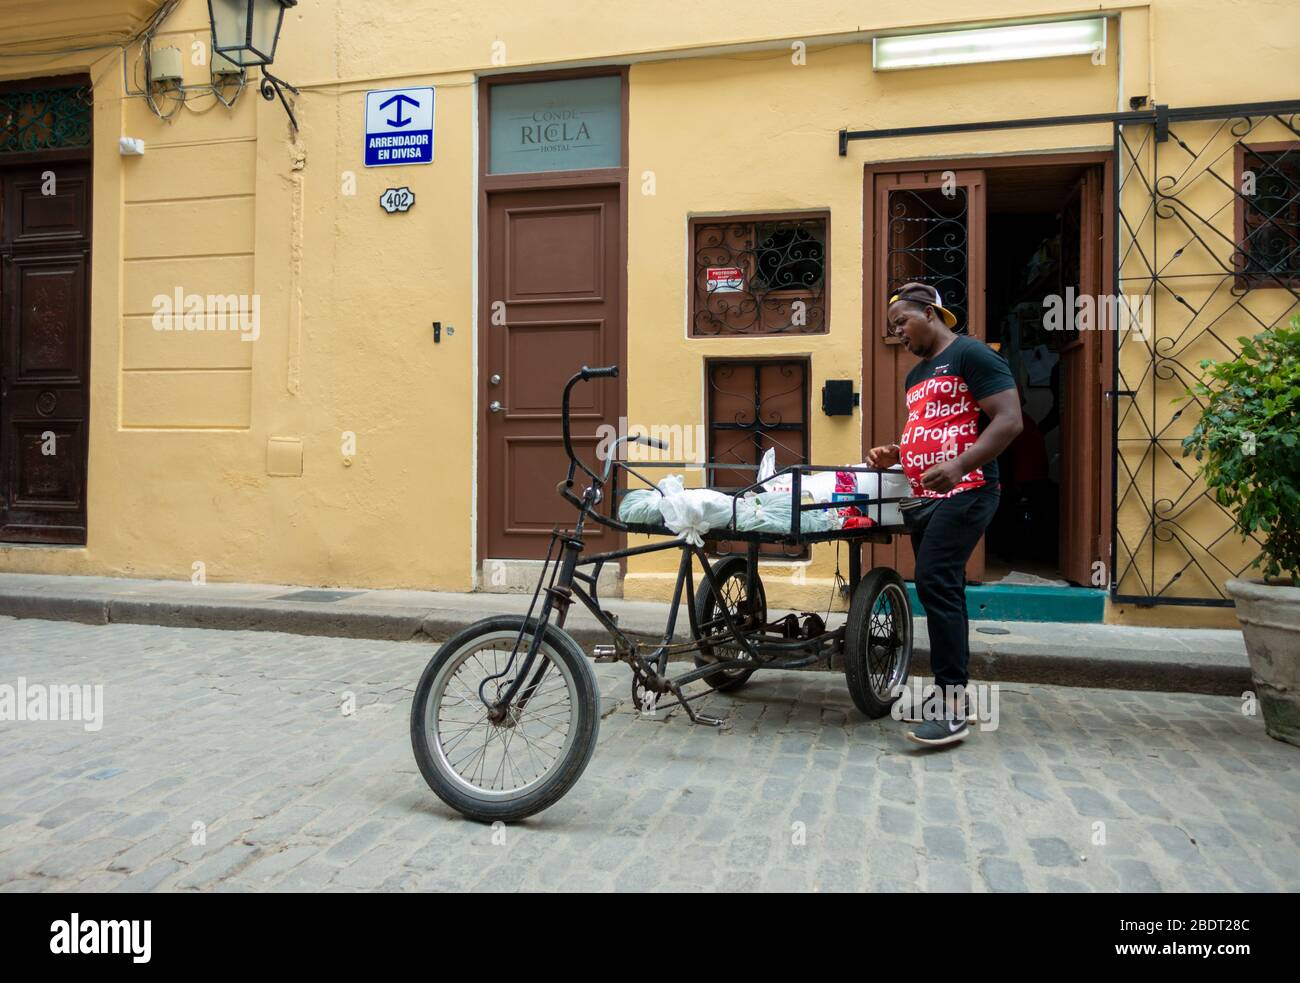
[873, 18, 1107, 70]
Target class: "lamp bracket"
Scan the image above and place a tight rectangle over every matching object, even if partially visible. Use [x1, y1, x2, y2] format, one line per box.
[260, 69, 300, 134]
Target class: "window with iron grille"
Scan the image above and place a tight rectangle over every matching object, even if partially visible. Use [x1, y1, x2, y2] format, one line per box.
[0, 84, 92, 155]
[1237, 144, 1300, 287]
[705, 358, 810, 557]
[883, 187, 970, 335]
[691, 213, 828, 336]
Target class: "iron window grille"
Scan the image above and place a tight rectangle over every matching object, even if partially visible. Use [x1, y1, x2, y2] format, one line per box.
[1235, 143, 1300, 288]
[705, 357, 810, 558]
[884, 188, 970, 333]
[0, 85, 92, 155]
[691, 214, 828, 336]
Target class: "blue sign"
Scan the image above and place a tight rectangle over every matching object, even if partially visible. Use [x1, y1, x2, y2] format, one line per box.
[365, 87, 435, 167]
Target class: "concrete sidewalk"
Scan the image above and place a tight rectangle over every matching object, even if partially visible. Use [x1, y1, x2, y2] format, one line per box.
[0, 572, 1249, 695]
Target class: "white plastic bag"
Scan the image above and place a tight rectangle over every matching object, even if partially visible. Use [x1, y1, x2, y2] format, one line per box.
[656, 475, 735, 546]
[757, 450, 838, 503]
[656, 474, 685, 497]
[850, 464, 909, 526]
[758, 448, 796, 494]
[801, 470, 839, 503]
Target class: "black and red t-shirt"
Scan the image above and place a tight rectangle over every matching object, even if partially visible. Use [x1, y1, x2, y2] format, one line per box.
[899, 336, 1016, 499]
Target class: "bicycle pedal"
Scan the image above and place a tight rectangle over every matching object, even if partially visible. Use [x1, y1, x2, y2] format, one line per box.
[592, 645, 619, 663]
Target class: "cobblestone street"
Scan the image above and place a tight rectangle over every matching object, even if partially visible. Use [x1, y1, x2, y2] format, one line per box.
[1, 616, 1297, 893]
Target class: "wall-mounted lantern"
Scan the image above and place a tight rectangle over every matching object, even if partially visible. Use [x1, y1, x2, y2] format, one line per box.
[207, 0, 300, 132]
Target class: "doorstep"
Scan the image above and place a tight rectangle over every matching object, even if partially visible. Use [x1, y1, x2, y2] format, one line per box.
[0, 572, 1248, 695]
[908, 583, 1108, 623]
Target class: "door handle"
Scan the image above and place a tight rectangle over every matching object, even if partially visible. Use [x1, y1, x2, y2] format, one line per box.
[488, 400, 505, 413]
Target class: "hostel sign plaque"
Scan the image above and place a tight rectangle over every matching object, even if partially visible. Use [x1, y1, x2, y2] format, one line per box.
[489, 76, 621, 174]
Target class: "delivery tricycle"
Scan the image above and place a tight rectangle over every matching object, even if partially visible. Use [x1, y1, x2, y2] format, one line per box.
[410, 365, 914, 821]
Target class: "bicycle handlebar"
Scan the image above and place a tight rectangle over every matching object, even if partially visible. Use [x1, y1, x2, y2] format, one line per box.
[561, 365, 618, 487]
[558, 365, 668, 533]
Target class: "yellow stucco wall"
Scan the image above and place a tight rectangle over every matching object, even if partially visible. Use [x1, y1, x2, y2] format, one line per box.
[0, 0, 1294, 630]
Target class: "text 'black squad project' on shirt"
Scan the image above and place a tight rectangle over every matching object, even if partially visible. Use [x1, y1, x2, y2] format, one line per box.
[899, 335, 1017, 499]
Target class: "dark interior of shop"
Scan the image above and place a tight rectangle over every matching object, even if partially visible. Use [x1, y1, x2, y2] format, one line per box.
[982, 165, 1087, 585]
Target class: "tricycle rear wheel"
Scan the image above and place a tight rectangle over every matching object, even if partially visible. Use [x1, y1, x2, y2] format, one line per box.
[843, 567, 913, 718]
[693, 555, 766, 692]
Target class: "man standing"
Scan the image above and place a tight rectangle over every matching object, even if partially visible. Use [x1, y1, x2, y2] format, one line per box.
[867, 282, 1022, 747]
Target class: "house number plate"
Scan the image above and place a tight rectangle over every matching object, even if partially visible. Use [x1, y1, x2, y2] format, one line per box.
[380, 187, 416, 213]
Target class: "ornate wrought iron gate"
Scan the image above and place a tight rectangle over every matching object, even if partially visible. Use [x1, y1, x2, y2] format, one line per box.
[1113, 104, 1300, 605]
[842, 98, 1300, 606]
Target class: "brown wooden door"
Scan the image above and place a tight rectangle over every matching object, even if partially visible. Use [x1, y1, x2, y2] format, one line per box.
[865, 168, 987, 580]
[0, 162, 91, 545]
[1058, 166, 1107, 585]
[481, 184, 623, 559]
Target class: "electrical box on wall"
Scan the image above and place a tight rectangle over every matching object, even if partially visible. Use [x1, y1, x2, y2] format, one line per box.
[149, 46, 183, 84]
[821, 380, 860, 416]
[212, 50, 244, 77]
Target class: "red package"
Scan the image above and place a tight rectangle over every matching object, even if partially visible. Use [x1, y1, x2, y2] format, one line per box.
[835, 470, 876, 529]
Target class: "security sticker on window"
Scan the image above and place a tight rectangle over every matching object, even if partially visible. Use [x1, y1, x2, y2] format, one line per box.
[706, 266, 745, 292]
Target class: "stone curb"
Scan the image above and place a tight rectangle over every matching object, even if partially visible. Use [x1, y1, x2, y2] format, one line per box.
[0, 587, 1250, 696]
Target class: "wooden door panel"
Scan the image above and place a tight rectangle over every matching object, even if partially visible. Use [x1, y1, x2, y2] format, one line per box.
[9, 421, 84, 508]
[11, 254, 87, 381]
[0, 162, 91, 545]
[504, 204, 606, 303]
[501, 319, 606, 417]
[502, 435, 606, 536]
[866, 168, 987, 582]
[1059, 166, 1106, 585]
[483, 185, 622, 558]
[3, 173, 89, 246]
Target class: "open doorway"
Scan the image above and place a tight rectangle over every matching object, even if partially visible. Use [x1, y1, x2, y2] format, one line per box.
[865, 154, 1111, 590]
[982, 163, 1097, 585]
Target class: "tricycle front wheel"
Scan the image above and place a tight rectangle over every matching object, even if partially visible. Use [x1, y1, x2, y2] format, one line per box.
[843, 567, 913, 718]
[410, 615, 600, 823]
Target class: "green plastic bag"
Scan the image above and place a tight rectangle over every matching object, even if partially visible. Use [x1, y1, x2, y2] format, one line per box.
[735, 492, 835, 534]
[618, 489, 664, 525]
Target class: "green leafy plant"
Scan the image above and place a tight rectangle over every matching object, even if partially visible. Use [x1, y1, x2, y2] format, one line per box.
[1181, 315, 1300, 583]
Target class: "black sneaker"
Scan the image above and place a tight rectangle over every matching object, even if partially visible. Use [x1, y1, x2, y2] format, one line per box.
[899, 689, 978, 724]
[906, 716, 970, 747]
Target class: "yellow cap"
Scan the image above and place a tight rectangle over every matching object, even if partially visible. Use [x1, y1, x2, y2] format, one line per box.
[889, 286, 958, 328]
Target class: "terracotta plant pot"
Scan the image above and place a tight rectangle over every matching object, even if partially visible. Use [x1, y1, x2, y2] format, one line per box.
[1226, 578, 1300, 747]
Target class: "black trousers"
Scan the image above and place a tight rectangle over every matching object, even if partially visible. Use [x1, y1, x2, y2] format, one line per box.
[909, 484, 1000, 689]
